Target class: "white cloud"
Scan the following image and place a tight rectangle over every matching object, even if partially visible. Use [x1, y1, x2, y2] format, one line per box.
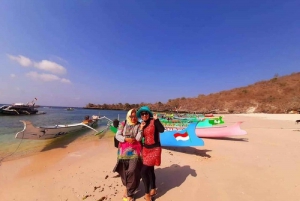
[34, 60, 66, 74]
[26, 71, 60, 81]
[8, 54, 67, 74]
[7, 55, 33, 67]
[10, 74, 16, 78]
[50, 55, 68, 64]
[26, 71, 71, 83]
[61, 78, 71, 84]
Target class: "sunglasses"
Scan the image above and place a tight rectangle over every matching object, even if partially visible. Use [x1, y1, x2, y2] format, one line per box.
[129, 116, 137, 118]
[141, 112, 149, 116]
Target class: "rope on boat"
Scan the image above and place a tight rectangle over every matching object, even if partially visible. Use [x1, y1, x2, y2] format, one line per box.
[0, 128, 25, 166]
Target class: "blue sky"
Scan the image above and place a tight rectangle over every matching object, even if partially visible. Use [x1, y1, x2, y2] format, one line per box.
[0, 0, 299, 107]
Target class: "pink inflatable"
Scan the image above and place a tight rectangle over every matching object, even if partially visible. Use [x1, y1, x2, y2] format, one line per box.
[195, 122, 247, 138]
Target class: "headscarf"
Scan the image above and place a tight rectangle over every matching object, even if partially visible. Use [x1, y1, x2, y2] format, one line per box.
[126, 109, 137, 126]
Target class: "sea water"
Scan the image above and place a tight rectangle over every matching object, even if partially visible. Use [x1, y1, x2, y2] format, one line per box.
[0, 106, 127, 162]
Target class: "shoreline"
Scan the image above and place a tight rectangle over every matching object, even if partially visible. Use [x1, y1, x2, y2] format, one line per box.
[234, 113, 300, 122]
[1, 114, 300, 200]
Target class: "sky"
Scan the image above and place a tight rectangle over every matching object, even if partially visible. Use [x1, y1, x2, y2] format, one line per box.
[0, 0, 299, 107]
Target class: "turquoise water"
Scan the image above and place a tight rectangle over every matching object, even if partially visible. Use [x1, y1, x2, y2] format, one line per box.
[0, 106, 126, 162]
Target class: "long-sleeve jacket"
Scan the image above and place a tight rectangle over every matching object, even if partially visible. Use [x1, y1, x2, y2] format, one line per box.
[115, 121, 142, 143]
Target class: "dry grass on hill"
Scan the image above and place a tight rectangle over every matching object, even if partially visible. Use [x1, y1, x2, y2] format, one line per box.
[151, 72, 300, 114]
[86, 72, 300, 114]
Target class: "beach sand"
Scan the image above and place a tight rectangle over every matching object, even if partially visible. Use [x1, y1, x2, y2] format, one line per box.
[1, 114, 300, 201]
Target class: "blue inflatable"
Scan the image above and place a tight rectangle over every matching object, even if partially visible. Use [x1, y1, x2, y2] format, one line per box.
[196, 119, 212, 128]
[160, 123, 204, 147]
[111, 122, 204, 147]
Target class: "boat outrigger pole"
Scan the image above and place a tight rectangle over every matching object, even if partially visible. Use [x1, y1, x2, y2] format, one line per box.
[94, 116, 113, 135]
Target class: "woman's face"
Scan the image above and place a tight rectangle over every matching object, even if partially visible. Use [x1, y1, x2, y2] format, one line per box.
[130, 111, 138, 124]
[140, 111, 150, 121]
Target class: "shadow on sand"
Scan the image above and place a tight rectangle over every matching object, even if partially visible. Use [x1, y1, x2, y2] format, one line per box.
[40, 128, 99, 152]
[201, 137, 249, 142]
[134, 147, 209, 199]
[135, 164, 197, 200]
[163, 146, 212, 158]
[97, 129, 114, 140]
[40, 124, 111, 152]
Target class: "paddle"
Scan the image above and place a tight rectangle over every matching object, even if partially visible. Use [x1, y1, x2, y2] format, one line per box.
[82, 115, 117, 136]
[80, 122, 113, 136]
[80, 123, 99, 133]
[94, 116, 114, 136]
[94, 126, 110, 136]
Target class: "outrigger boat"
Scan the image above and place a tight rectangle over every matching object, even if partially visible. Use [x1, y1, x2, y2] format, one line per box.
[15, 115, 113, 140]
[162, 116, 225, 130]
[0, 98, 45, 115]
[161, 115, 224, 125]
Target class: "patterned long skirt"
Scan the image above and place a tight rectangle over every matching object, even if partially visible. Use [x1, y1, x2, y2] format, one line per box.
[113, 158, 142, 197]
[142, 147, 162, 166]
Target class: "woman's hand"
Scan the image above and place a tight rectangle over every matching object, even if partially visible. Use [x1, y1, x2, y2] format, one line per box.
[153, 113, 158, 120]
[140, 121, 146, 129]
[125, 138, 136, 144]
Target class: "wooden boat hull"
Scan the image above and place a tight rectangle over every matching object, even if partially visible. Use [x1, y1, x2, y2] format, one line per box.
[15, 118, 99, 140]
[195, 122, 247, 138]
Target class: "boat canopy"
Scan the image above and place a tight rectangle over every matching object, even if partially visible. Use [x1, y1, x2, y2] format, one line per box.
[13, 103, 25, 106]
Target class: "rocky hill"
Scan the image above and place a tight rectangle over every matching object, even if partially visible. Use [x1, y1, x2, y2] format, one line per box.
[156, 72, 300, 113]
[86, 72, 300, 114]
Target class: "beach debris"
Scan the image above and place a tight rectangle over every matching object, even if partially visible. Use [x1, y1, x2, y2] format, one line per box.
[82, 194, 92, 200]
[97, 196, 107, 201]
[94, 185, 101, 192]
[112, 174, 120, 178]
[105, 175, 109, 179]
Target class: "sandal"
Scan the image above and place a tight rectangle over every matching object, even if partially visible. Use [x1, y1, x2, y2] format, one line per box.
[150, 189, 157, 197]
[123, 197, 135, 201]
[144, 194, 153, 201]
[123, 188, 127, 199]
